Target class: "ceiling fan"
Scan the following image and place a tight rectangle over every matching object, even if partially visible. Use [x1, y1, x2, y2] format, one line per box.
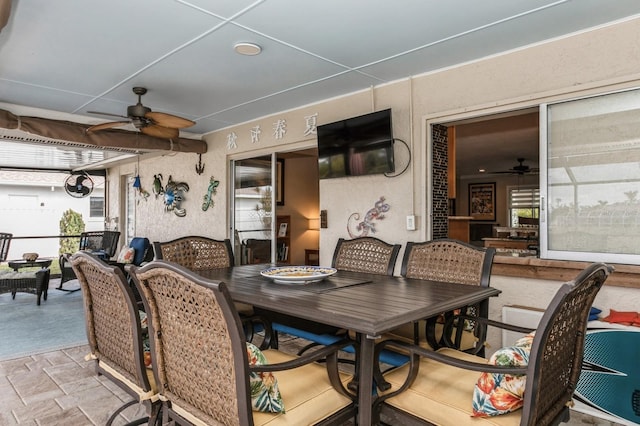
[495, 158, 539, 175]
[87, 87, 195, 139]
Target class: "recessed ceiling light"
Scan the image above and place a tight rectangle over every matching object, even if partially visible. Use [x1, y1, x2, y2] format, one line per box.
[234, 42, 262, 56]
[478, 168, 486, 173]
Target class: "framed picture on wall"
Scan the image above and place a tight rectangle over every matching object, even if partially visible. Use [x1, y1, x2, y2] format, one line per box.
[277, 159, 285, 206]
[468, 182, 496, 221]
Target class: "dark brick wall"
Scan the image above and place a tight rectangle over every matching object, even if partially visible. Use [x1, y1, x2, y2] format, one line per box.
[432, 124, 448, 239]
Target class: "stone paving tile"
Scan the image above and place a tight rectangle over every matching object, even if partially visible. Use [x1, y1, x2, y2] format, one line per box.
[12, 399, 64, 424]
[36, 406, 92, 426]
[0, 356, 31, 377]
[7, 369, 64, 404]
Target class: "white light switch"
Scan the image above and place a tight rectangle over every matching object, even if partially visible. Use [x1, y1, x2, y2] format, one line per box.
[406, 215, 416, 231]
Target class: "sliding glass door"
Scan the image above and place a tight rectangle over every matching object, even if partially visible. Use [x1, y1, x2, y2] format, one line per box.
[231, 154, 276, 265]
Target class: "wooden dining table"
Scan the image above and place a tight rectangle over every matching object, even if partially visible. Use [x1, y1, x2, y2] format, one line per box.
[197, 263, 501, 426]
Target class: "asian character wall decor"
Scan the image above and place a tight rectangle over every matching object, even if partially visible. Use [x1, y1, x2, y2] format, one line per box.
[347, 196, 390, 238]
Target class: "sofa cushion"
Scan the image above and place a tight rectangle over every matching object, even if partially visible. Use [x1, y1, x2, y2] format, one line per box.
[0, 270, 37, 279]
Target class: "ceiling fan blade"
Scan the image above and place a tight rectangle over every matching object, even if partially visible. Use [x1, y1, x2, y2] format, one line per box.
[87, 121, 131, 132]
[87, 111, 129, 119]
[141, 124, 179, 139]
[146, 111, 195, 129]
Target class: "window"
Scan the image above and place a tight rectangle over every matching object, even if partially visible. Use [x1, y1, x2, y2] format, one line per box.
[541, 87, 640, 264]
[89, 196, 104, 217]
[508, 186, 539, 227]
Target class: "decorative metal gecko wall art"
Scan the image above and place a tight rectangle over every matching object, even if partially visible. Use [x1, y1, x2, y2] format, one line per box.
[152, 174, 164, 198]
[347, 196, 391, 238]
[163, 175, 189, 217]
[202, 176, 219, 211]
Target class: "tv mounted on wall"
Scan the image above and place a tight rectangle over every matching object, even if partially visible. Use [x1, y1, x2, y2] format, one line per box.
[317, 109, 394, 179]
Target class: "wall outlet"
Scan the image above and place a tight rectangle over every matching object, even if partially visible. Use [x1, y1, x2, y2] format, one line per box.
[406, 215, 416, 231]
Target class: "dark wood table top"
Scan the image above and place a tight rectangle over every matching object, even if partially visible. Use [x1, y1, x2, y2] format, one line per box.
[197, 263, 501, 338]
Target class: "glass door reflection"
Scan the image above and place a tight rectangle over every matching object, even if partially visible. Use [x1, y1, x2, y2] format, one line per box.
[232, 155, 275, 265]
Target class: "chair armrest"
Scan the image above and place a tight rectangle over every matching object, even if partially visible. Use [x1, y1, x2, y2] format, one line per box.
[241, 313, 275, 350]
[250, 339, 356, 400]
[440, 314, 534, 351]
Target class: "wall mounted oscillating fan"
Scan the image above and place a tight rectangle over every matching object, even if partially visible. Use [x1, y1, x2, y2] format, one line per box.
[64, 172, 94, 198]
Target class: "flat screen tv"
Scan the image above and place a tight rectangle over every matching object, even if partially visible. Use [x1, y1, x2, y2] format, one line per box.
[317, 109, 394, 179]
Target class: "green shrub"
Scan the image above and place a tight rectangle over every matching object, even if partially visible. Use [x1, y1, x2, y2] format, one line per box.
[59, 209, 85, 255]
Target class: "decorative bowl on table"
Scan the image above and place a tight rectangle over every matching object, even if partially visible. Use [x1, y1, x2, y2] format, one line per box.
[260, 265, 337, 285]
[22, 252, 39, 261]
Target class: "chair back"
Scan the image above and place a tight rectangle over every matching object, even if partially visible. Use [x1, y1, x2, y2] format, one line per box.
[0, 232, 11, 262]
[79, 231, 121, 258]
[401, 239, 495, 286]
[68, 251, 152, 395]
[520, 262, 612, 425]
[153, 236, 234, 270]
[331, 237, 400, 276]
[130, 260, 253, 426]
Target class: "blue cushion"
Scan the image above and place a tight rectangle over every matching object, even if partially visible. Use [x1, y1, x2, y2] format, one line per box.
[129, 237, 150, 266]
[272, 323, 409, 367]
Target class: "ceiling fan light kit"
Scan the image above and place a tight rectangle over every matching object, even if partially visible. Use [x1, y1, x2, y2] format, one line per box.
[87, 87, 195, 139]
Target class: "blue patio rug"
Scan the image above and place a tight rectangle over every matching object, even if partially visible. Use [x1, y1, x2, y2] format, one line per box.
[0, 279, 87, 361]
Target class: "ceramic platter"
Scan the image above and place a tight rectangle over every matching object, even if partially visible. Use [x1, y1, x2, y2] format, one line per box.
[260, 266, 337, 285]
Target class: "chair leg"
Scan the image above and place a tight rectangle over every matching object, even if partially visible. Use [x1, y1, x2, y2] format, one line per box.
[106, 399, 144, 426]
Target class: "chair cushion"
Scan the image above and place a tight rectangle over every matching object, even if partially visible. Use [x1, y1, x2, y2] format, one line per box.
[382, 348, 522, 425]
[471, 333, 533, 417]
[247, 342, 285, 413]
[252, 349, 353, 426]
[117, 246, 136, 264]
[0, 270, 37, 279]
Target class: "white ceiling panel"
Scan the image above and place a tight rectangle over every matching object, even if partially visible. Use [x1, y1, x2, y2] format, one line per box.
[1, 0, 639, 170]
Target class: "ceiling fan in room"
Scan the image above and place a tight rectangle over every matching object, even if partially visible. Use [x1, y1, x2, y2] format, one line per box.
[87, 87, 195, 139]
[494, 158, 539, 175]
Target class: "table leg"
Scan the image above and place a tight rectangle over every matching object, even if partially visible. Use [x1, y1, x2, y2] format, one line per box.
[357, 333, 375, 426]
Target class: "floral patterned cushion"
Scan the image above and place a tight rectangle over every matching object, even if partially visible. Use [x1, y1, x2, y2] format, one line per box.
[247, 342, 285, 413]
[117, 246, 135, 264]
[471, 332, 535, 417]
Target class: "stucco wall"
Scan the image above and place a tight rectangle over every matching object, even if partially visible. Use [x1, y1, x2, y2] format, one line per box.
[108, 17, 640, 334]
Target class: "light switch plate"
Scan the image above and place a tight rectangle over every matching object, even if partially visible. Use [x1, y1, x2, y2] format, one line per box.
[406, 215, 416, 231]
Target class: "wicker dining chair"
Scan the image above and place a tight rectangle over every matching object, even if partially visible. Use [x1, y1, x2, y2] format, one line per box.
[332, 236, 401, 276]
[153, 236, 254, 317]
[153, 236, 234, 270]
[129, 260, 355, 426]
[373, 262, 613, 426]
[69, 251, 160, 426]
[391, 239, 496, 355]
